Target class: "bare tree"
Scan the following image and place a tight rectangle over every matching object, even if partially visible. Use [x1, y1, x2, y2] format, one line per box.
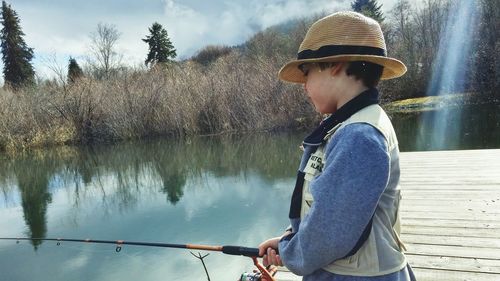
[40, 52, 67, 86]
[88, 22, 121, 79]
[413, 0, 449, 73]
[381, 0, 421, 99]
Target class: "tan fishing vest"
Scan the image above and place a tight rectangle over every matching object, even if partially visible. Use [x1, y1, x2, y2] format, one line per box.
[301, 104, 407, 276]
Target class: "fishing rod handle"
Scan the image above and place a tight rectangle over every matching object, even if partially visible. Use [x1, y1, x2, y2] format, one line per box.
[222, 246, 260, 257]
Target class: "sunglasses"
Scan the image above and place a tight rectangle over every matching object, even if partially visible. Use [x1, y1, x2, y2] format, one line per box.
[298, 63, 316, 76]
[298, 62, 336, 76]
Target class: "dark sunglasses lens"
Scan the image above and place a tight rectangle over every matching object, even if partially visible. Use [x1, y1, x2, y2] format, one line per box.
[299, 64, 310, 76]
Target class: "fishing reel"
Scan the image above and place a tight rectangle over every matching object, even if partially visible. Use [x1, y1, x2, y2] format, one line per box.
[238, 257, 277, 281]
[239, 271, 262, 281]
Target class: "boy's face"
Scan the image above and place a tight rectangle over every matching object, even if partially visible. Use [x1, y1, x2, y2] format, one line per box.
[302, 63, 339, 114]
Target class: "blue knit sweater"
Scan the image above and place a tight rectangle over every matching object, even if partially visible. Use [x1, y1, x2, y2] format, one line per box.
[278, 123, 415, 280]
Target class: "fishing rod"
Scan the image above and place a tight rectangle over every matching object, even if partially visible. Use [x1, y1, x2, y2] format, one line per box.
[0, 237, 277, 281]
[0, 237, 260, 257]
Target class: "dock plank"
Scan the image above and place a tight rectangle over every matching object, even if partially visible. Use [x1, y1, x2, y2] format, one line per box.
[401, 225, 500, 239]
[401, 233, 500, 249]
[403, 218, 500, 228]
[411, 268, 500, 281]
[405, 243, 500, 260]
[275, 149, 500, 280]
[406, 254, 500, 274]
[401, 211, 500, 221]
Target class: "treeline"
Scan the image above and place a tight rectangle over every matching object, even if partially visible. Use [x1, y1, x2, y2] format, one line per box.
[0, 0, 498, 152]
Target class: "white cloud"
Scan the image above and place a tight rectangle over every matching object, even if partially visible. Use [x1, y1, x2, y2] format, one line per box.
[63, 252, 90, 271]
[159, 0, 349, 58]
[160, 0, 211, 57]
[3, 0, 416, 80]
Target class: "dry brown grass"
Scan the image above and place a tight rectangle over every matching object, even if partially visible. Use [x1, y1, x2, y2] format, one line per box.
[0, 50, 317, 152]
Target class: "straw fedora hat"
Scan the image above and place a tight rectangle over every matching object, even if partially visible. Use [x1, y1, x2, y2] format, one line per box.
[279, 11, 407, 83]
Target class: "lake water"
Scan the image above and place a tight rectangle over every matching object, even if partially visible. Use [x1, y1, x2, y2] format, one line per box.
[0, 135, 301, 281]
[0, 105, 499, 281]
[391, 104, 500, 151]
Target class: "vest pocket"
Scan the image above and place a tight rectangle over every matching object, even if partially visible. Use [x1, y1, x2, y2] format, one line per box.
[304, 193, 314, 207]
[392, 191, 407, 251]
[301, 183, 315, 217]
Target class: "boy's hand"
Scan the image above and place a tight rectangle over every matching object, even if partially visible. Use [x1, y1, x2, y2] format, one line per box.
[259, 237, 282, 266]
[258, 230, 292, 267]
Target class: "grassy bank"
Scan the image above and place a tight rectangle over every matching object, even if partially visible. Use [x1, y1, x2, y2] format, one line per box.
[0, 53, 319, 153]
[0, 66, 489, 154]
[383, 93, 479, 113]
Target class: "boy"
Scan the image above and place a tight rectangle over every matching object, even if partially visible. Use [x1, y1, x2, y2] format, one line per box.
[258, 11, 416, 281]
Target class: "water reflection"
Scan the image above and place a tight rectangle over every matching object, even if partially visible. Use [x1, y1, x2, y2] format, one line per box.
[14, 156, 54, 249]
[153, 146, 187, 204]
[391, 104, 500, 151]
[0, 133, 302, 250]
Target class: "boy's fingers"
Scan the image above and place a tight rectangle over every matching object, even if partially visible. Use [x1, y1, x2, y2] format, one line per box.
[266, 248, 273, 264]
[258, 240, 273, 256]
[262, 254, 269, 267]
[258, 243, 266, 256]
[269, 248, 279, 265]
[267, 248, 274, 260]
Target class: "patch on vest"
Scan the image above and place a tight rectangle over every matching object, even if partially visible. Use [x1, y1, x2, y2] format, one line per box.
[303, 148, 325, 180]
[308, 155, 323, 173]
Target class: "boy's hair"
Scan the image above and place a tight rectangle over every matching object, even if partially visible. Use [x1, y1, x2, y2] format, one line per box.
[346, 61, 384, 88]
[318, 61, 384, 88]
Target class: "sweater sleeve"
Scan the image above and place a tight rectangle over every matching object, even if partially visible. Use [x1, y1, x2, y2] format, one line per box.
[278, 123, 390, 276]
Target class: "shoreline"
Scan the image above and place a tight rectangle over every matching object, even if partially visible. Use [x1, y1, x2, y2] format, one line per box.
[383, 93, 498, 114]
[2, 93, 497, 155]
[0, 126, 310, 156]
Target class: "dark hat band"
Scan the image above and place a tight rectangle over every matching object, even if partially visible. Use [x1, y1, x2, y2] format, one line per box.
[297, 45, 386, 60]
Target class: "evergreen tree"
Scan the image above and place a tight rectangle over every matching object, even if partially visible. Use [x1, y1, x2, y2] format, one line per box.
[142, 22, 176, 67]
[67, 57, 84, 84]
[0, 1, 34, 88]
[351, 0, 385, 23]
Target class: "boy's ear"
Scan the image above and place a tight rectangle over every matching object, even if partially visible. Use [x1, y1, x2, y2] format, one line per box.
[330, 62, 345, 77]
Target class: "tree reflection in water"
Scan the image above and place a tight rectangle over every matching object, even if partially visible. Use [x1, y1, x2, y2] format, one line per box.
[0, 132, 303, 249]
[11, 153, 56, 249]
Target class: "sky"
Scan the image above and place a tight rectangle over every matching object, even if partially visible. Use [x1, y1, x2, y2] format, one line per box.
[5, 0, 403, 80]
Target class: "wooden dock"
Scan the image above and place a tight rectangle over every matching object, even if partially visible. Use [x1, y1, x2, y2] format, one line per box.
[276, 149, 500, 281]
